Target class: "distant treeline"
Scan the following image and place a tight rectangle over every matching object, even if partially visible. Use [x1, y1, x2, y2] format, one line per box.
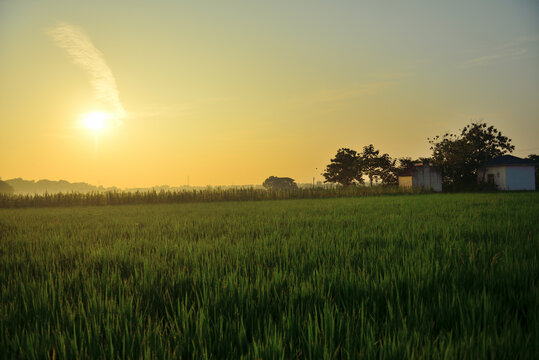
[0, 186, 426, 208]
[3, 178, 116, 194]
[1, 177, 321, 195]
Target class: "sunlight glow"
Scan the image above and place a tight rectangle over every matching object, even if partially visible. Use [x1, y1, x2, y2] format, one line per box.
[82, 111, 109, 131]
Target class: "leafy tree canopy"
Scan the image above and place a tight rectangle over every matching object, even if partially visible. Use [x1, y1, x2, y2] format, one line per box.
[323, 145, 397, 186]
[360, 144, 397, 186]
[262, 176, 298, 190]
[322, 148, 363, 186]
[428, 122, 514, 188]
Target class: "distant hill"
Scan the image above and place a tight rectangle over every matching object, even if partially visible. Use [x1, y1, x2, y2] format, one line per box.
[4, 178, 118, 195]
[2, 178, 269, 195]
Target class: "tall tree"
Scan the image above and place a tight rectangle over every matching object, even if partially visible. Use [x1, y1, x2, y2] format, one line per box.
[428, 122, 514, 188]
[377, 153, 398, 185]
[360, 144, 380, 186]
[360, 145, 397, 185]
[323, 148, 363, 186]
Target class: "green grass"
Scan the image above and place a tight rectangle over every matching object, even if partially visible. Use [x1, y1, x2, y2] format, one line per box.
[1, 193, 538, 358]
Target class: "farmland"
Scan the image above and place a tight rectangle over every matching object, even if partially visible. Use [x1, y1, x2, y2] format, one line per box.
[1, 193, 538, 358]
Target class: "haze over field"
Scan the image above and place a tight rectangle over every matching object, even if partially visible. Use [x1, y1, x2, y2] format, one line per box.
[1, 1, 538, 187]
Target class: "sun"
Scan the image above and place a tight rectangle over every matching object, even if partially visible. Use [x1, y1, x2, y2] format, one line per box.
[82, 111, 109, 131]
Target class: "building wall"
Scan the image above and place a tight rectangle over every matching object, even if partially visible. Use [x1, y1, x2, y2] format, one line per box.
[411, 165, 442, 192]
[399, 176, 412, 188]
[412, 167, 426, 189]
[505, 166, 535, 190]
[478, 166, 507, 189]
[428, 168, 443, 192]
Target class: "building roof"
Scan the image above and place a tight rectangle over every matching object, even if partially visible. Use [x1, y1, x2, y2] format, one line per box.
[398, 163, 438, 177]
[484, 155, 535, 167]
[399, 168, 414, 177]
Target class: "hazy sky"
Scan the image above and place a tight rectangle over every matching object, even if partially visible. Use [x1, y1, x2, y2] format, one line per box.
[1, 0, 538, 187]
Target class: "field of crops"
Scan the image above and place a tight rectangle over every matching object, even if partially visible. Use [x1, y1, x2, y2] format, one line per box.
[1, 193, 538, 358]
[0, 186, 417, 208]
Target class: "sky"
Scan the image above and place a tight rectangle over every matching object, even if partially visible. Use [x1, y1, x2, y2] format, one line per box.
[1, 0, 538, 187]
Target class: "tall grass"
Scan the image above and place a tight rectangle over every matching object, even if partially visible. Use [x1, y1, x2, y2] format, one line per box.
[0, 186, 421, 208]
[1, 193, 538, 358]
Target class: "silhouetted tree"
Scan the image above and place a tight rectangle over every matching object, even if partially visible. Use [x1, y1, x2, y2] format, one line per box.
[0, 180, 14, 194]
[360, 145, 380, 186]
[377, 153, 398, 185]
[428, 122, 514, 188]
[262, 176, 298, 190]
[323, 148, 364, 186]
[360, 145, 397, 185]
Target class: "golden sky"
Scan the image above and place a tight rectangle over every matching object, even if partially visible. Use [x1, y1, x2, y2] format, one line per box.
[1, 1, 538, 187]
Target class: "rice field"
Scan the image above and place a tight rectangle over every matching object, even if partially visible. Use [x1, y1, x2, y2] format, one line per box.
[0, 193, 538, 358]
[0, 186, 418, 208]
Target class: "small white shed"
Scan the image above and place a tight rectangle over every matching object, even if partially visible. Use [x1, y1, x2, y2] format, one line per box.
[398, 163, 442, 192]
[477, 155, 536, 191]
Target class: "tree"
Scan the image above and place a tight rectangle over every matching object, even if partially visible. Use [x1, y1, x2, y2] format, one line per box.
[377, 153, 398, 185]
[0, 180, 14, 194]
[360, 144, 380, 186]
[360, 144, 397, 185]
[262, 176, 298, 190]
[428, 122, 514, 188]
[322, 148, 363, 186]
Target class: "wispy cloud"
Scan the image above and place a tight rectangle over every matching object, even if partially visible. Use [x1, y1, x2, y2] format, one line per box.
[465, 49, 528, 66]
[464, 35, 538, 66]
[48, 22, 126, 125]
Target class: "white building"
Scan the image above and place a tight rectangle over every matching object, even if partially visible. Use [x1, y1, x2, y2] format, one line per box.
[477, 155, 536, 191]
[398, 163, 442, 192]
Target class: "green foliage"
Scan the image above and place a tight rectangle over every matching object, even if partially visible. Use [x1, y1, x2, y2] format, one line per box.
[1, 194, 538, 358]
[428, 122, 514, 189]
[322, 148, 363, 186]
[360, 144, 397, 186]
[323, 145, 397, 186]
[262, 176, 298, 190]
